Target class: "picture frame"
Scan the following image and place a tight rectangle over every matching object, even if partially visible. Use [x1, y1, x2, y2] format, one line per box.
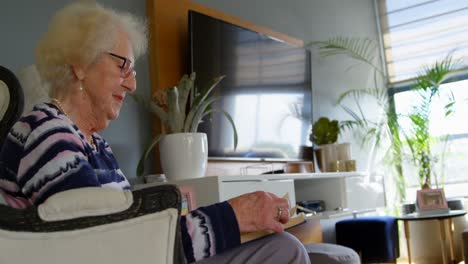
[179, 186, 196, 216]
[416, 188, 448, 211]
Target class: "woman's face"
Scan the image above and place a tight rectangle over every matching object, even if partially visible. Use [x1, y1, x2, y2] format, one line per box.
[81, 31, 136, 127]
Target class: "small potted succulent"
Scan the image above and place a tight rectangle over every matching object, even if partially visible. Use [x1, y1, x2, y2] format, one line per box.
[310, 117, 340, 146]
[310, 117, 340, 172]
[132, 72, 238, 181]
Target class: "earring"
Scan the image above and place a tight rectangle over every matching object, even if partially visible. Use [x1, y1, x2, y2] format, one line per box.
[79, 84, 83, 91]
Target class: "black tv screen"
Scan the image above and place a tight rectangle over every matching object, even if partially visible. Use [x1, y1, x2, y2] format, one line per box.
[189, 10, 312, 161]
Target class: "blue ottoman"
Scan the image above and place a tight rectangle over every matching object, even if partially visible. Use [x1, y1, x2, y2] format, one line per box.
[335, 216, 399, 263]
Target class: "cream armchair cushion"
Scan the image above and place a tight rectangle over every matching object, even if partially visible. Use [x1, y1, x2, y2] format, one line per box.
[0, 208, 178, 264]
[38, 187, 133, 221]
[0, 80, 9, 121]
[0, 184, 184, 264]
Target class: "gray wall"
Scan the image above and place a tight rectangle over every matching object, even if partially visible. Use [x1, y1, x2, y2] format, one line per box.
[194, 0, 381, 171]
[0, 0, 152, 182]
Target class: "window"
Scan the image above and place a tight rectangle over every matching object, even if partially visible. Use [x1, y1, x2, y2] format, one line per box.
[376, 0, 468, 194]
[376, 0, 468, 84]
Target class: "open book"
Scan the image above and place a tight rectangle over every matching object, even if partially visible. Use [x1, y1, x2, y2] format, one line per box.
[240, 207, 306, 243]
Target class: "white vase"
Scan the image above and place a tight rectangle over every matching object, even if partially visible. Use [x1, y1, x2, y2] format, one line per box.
[159, 133, 208, 181]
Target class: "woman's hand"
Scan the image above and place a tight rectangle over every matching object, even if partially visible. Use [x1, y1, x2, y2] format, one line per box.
[228, 191, 290, 233]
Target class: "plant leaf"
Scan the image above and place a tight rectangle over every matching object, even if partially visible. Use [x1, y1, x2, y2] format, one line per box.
[307, 37, 383, 76]
[415, 54, 459, 91]
[130, 93, 168, 123]
[176, 73, 195, 119]
[188, 96, 218, 132]
[201, 108, 238, 149]
[136, 134, 164, 178]
[191, 75, 225, 110]
[185, 76, 225, 131]
[166, 87, 184, 132]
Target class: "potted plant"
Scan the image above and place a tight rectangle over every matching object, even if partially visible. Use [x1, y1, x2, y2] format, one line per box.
[310, 117, 340, 172]
[402, 58, 457, 189]
[310, 117, 340, 146]
[132, 72, 238, 181]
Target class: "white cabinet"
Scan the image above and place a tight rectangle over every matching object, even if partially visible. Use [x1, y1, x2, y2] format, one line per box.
[294, 174, 384, 211]
[139, 172, 385, 214]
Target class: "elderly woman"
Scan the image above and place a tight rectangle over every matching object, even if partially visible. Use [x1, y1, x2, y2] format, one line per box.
[0, 2, 310, 264]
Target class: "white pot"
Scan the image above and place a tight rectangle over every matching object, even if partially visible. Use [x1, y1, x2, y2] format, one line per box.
[159, 133, 208, 181]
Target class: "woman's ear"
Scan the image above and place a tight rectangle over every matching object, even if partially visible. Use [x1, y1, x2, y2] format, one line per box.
[71, 64, 86, 81]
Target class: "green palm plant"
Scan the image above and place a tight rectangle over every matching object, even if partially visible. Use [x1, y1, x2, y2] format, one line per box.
[308, 37, 406, 201]
[131, 73, 238, 178]
[308, 37, 458, 201]
[402, 57, 457, 188]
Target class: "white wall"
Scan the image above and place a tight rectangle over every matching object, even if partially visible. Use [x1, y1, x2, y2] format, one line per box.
[194, 0, 381, 172]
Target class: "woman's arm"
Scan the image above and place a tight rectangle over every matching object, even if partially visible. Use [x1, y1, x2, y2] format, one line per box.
[180, 201, 240, 263]
[179, 191, 290, 263]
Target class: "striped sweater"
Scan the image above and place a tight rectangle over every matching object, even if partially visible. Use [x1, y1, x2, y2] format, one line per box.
[0, 103, 240, 262]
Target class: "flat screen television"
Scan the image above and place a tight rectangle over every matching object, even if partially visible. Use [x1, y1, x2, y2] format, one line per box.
[189, 10, 312, 161]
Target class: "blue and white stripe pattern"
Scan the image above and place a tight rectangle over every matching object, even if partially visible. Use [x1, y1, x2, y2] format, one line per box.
[181, 201, 241, 263]
[0, 103, 130, 207]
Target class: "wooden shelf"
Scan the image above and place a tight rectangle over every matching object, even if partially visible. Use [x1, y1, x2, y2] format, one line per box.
[212, 171, 367, 181]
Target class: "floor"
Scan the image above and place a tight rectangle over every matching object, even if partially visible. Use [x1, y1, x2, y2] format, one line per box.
[396, 258, 465, 264]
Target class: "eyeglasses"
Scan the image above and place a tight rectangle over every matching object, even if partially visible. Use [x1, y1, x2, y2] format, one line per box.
[107, 52, 135, 78]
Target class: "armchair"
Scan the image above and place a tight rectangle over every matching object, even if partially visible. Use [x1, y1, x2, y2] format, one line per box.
[0, 65, 24, 148]
[0, 184, 185, 264]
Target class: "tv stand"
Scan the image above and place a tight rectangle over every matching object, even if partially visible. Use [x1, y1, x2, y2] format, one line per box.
[141, 172, 385, 216]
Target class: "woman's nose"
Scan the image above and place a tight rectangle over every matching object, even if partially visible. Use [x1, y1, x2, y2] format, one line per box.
[122, 72, 137, 93]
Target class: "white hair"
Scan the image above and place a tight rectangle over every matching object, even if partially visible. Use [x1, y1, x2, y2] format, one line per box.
[35, 2, 147, 94]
